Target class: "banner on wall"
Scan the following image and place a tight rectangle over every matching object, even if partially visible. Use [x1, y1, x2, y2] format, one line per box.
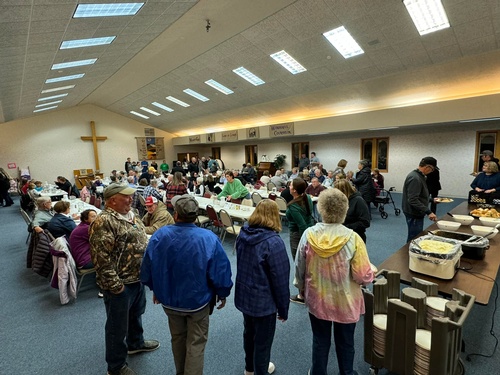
[136, 137, 165, 160]
[270, 122, 294, 138]
[247, 127, 259, 139]
[189, 135, 201, 144]
[221, 130, 238, 142]
[206, 133, 215, 143]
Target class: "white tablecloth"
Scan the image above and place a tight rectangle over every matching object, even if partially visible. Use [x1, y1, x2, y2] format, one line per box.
[195, 197, 254, 220]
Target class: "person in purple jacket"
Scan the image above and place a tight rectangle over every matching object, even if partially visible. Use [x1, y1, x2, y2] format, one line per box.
[69, 209, 97, 269]
[235, 199, 290, 375]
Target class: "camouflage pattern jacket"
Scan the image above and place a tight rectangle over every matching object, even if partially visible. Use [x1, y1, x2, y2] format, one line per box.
[89, 207, 148, 293]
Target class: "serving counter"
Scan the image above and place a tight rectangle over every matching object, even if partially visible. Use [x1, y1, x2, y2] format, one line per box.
[378, 202, 499, 305]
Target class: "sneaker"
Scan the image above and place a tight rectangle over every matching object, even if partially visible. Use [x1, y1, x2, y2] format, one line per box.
[243, 362, 275, 375]
[290, 294, 305, 304]
[98, 292, 104, 298]
[107, 365, 137, 375]
[268, 362, 275, 374]
[127, 339, 160, 355]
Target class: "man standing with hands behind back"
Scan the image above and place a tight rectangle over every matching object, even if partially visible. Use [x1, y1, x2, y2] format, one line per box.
[90, 184, 159, 375]
[402, 157, 439, 243]
[141, 194, 233, 375]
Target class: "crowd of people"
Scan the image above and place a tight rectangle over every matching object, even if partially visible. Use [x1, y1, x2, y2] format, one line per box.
[7, 149, 500, 375]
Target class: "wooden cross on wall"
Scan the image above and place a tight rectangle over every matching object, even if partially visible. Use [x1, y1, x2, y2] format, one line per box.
[81, 121, 107, 172]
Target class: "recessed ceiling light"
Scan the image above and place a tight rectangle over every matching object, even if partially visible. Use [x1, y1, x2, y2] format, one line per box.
[404, 0, 450, 35]
[130, 111, 149, 119]
[183, 89, 209, 102]
[151, 102, 174, 112]
[270, 50, 307, 74]
[41, 85, 75, 94]
[38, 93, 68, 101]
[52, 59, 97, 70]
[140, 107, 160, 116]
[35, 100, 63, 107]
[60, 36, 115, 49]
[34, 106, 58, 113]
[74, 3, 144, 18]
[323, 26, 364, 59]
[205, 79, 234, 95]
[166, 96, 190, 107]
[232, 67, 265, 86]
[45, 74, 85, 84]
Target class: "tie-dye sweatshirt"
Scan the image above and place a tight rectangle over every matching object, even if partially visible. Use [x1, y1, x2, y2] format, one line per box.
[294, 223, 374, 323]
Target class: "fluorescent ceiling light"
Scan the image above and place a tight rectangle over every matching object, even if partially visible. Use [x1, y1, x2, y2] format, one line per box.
[151, 102, 174, 112]
[41, 85, 75, 94]
[270, 50, 307, 74]
[459, 117, 500, 123]
[52, 59, 97, 70]
[232, 67, 265, 86]
[38, 93, 68, 101]
[45, 74, 85, 84]
[74, 3, 144, 18]
[34, 106, 58, 113]
[166, 96, 190, 107]
[404, 0, 450, 35]
[183, 89, 209, 102]
[140, 107, 160, 116]
[35, 100, 62, 107]
[323, 26, 364, 59]
[60, 36, 115, 49]
[130, 111, 149, 119]
[205, 79, 234, 95]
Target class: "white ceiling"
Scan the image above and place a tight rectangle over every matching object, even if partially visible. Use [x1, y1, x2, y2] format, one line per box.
[1, 0, 500, 136]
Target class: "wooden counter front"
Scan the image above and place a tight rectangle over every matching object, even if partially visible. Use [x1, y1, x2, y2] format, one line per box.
[378, 202, 499, 305]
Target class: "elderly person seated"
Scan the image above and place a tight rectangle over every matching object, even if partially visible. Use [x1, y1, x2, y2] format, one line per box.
[305, 177, 325, 198]
[217, 171, 250, 202]
[191, 177, 205, 196]
[471, 161, 500, 194]
[241, 163, 256, 183]
[322, 171, 335, 188]
[32, 197, 55, 233]
[69, 209, 98, 269]
[143, 179, 164, 202]
[270, 170, 286, 189]
[259, 170, 271, 185]
[142, 196, 174, 235]
[289, 167, 299, 181]
[294, 188, 374, 375]
[47, 201, 77, 238]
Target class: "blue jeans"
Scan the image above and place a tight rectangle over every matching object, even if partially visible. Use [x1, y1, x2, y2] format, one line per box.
[103, 282, 146, 374]
[309, 313, 357, 375]
[405, 215, 424, 243]
[243, 313, 277, 375]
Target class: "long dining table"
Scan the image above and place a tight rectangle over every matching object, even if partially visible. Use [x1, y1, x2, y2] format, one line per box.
[195, 196, 254, 220]
[378, 201, 500, 305]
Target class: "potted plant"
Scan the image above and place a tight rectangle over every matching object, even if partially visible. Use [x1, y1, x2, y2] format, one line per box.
[273, 154, 286, 169]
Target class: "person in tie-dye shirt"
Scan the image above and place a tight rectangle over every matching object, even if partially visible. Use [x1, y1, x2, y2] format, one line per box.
[294, 188, 374, 375]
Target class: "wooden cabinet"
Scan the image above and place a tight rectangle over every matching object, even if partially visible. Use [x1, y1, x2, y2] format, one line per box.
[73, 169, 103, 189]
[257, 162, 276, 179]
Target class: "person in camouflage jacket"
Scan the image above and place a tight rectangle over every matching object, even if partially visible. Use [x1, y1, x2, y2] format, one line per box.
[90, 184, 159, 375]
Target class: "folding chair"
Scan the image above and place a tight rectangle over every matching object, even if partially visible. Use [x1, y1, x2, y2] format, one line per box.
[94, 197, 102, 209]
[206, 205, 224, 235]
[251, 192, 263, 206]
[275, 196, 288, 221]
[20, 208, 33, 244]
[219, 209, 242, 253]
[241, 198, 253, 207]
[89, 194, 96, 206]
[267, 181, 277, 191]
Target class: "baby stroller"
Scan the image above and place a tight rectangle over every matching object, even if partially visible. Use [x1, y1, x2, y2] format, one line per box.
[373, 187, 400, 219]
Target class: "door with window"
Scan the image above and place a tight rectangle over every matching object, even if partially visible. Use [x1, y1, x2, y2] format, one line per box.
[292, 142, 309, 168]
[475, 131, 499, 172]
[361, 138, 389, 171]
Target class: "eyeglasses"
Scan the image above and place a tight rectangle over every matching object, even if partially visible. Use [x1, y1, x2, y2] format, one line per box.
[426, 165, 435, 172]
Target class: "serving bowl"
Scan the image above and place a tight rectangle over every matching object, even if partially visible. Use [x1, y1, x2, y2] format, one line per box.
[436, 220, 461, 231]
[471, 225, 498, 239]
[479, 217, 500, 228]
[451, 214, 474, 225]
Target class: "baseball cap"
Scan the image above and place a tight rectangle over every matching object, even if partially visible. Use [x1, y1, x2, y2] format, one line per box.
[144, 196, 158, 206]
[148, 166, 157, 173]
[171, 194, 199, 219]
[421, 156, 439, 171]
[103, 184, 136, 200]
[481, 150, 493, 156]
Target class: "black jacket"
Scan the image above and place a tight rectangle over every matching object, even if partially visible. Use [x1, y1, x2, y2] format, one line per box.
[344, 191, 370, 243]
[352, 166, 376, 203]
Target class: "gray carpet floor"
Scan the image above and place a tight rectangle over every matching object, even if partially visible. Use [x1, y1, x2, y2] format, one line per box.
[0, 192, 498, 375]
